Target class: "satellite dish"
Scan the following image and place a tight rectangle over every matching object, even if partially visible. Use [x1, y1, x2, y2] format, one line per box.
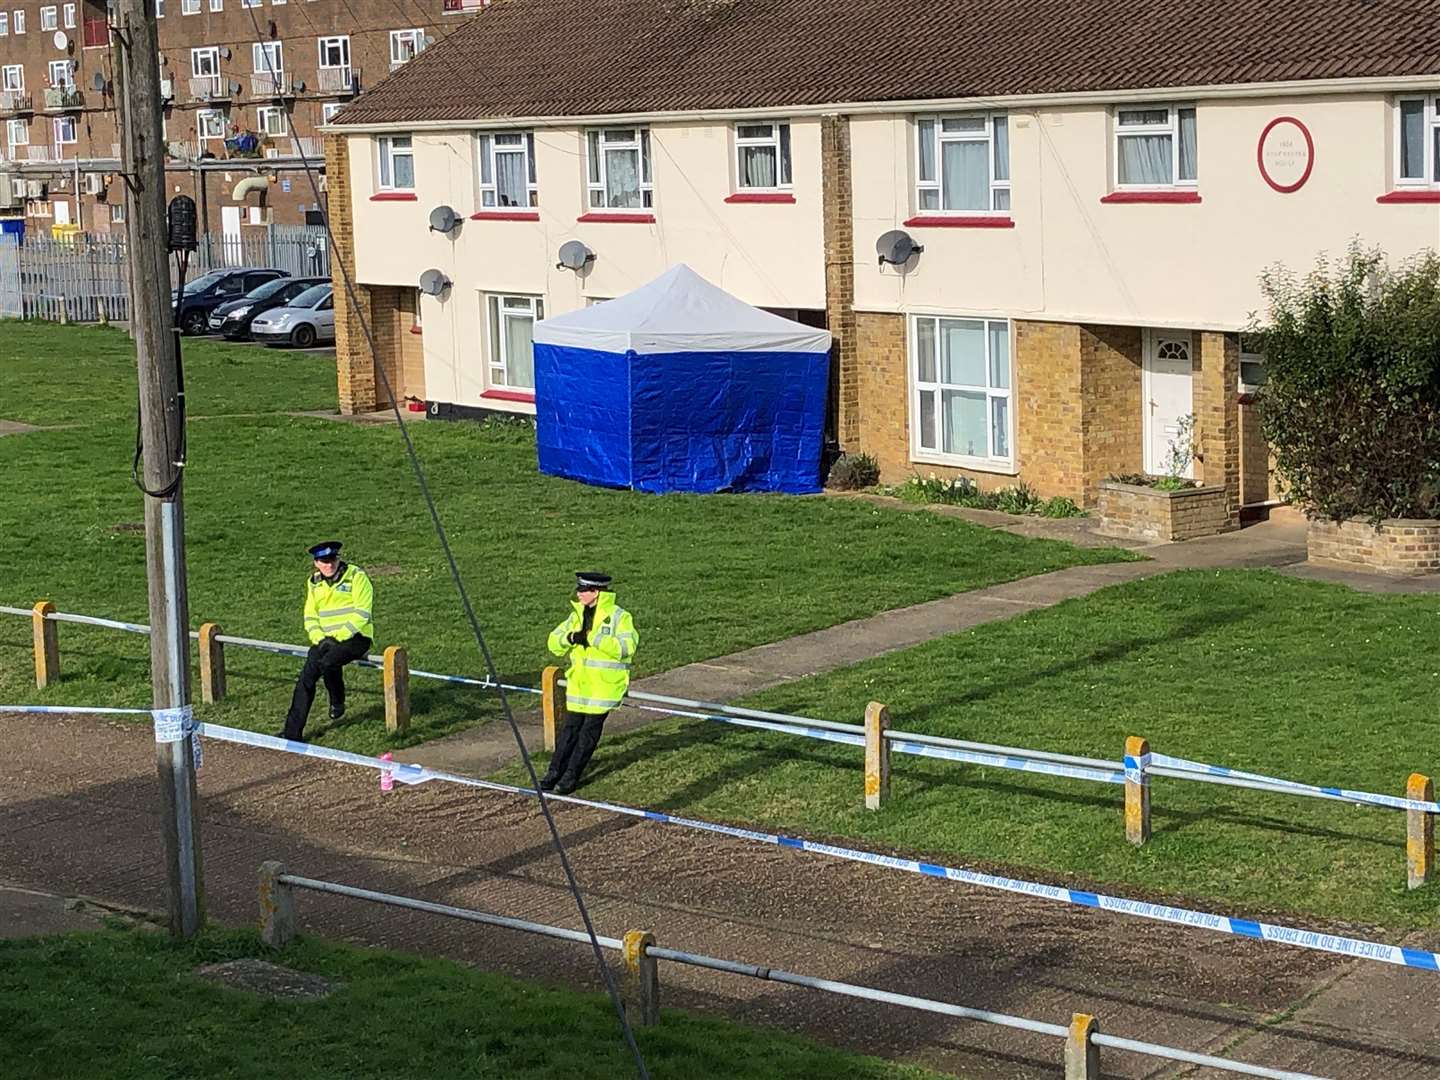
[423, 34, 435, 46]
[220, 46, 231, 60]
[229, 79, 243, 95]
[556, 240, 595, 272]
[91, 71, 105, 92]
[876, 229, 923, 267]
[418, 269, 451, 297]
[428, 205, 462, 234]
[52, 30, 67, 50]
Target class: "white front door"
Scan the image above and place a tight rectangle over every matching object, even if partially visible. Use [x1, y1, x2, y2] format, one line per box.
[1143, 330, 1194, 477]
[220, 206, 242, 266]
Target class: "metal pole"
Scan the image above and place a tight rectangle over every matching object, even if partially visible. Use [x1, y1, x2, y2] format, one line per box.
[116, 0, 204, 939]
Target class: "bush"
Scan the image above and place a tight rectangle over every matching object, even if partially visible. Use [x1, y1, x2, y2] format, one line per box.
[826, 452, 881, 490]
[892, 475, 1085, 517]
[1254, 243, 1440, 521]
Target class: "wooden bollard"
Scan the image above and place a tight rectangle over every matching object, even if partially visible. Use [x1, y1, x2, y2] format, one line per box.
[32, 600, 59, 689]
[383, 646, 410, 735]
[864, 701, 890, 811]
[622, 929, 659, 1026]
[541, 665, 564, 752]
[1124, 736, 1151, 846]
[1065, 1013, 1100, 1079]
[198, 623, 226, 704]
[1408, 772, 1434, 890]
[258, 860, 295, 947]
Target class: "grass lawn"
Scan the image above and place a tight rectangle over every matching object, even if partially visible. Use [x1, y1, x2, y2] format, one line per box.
[525, 570, 1440, 929]
[0, 324, 1129, 754]
[1, 927, 949, 1079]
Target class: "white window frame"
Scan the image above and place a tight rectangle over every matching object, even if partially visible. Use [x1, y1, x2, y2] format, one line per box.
[376, 134, 413, 191]
[47, 59, 73, 89]
[256, 104, 287, 137]
[252, 41, 282, 74]
[196, 107, 226, 142]
[1395, 96, 1440, 188]
[154, 0, 162, 17]
[7, 117, 28, 147]
[62, 2, 73, 26]
[52, 115, 76, 144]
[2, 64, 22, 92]
[180, 0, 199, 12]
[734, 121, 791, 191]
[39, 6, 56, 30]
[389, 28, 423, 65]
[585, 126, 652, 211]
[317, 35, 349, 71]
[909, 314, 1014, 472]
[1113, 104, 1198, 190]
[476, 130, 537, 208]
[915, 113, 1010, 214]
[0, 13, 8, 34]
[321, 102, 343, 123]
[241, 0, 259, 7]
[1238, 334, 1265, 394]
[191, 45, 219, 91]
[486, 293, 543, 392]
[209, 0, 222, 11]
[13, 9, 23, 33]
[110, 200, 125, 223]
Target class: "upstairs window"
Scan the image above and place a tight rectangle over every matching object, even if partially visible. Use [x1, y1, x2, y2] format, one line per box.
[47, 59, 72, 88]
[2, 64, 22, 92]
[7, 118, 28, 147]
[1397, 96, 1440, 186]
[735, 121, 791, 190]
[13, 10, 24, 33]
[586, 127, 651, 211]
[252, 41, 283, 73]
[477, 131, 537, 208]
[39, 6, 56, 30]
[377, 134, 414, 191]
[256, 105, 287, 137]
[52, 115, 76, 144]
[916, 114, 1009, 213]
[1115, 105, 1197, 188]
[318, 35, 349, 70]
[0, 13, 8, 34]
[62, 2, 73, 26]
[389, 28, 423, 67]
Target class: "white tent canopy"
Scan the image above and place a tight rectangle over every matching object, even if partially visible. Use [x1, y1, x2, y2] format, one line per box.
[532, 264, 832, 356]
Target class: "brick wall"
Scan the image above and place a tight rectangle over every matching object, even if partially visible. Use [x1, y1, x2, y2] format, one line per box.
[1195, 331, 1241, 523]
[1079, 325, 1142, 502]
[1098, 482, 1235, 542]
[820, 114, 859, 445]
[853, 311, 908, 477]
[325, 133, 375, 415]
[1014, 319, 1082, 498]
[370, 285, 425, 407]
[1308, 518, 1440, 574]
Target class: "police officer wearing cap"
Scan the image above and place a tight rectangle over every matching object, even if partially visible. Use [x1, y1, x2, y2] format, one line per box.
[543, 572, 639, 794]
[282, 541, 375, 742]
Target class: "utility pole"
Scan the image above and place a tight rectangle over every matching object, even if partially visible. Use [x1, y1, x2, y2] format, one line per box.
[115, 0, 205, 938]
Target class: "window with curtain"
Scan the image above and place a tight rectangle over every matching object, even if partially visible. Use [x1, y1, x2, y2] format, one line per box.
[377, 135, 413, 190]
[477, 131, 538, 208]
[735, 121, 791, 190]
[911, 315, 1012, 467]
[1396, 97, 1440, 185]
[1114, 105, 1197, 188]
[915, 114, 1009, 213]
[487, 294, 543, 391]
[586, 127, 652, 210]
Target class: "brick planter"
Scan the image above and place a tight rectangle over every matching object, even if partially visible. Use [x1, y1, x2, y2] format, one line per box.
[1307, 517, 1440, 575]
[1097, 481, 1235, 542]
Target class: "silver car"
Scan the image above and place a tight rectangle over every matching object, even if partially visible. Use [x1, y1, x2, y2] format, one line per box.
[249, 284, 335, 348]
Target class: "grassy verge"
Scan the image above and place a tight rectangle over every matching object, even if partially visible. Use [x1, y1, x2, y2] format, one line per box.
[0, 324, 1131, 753]
[515, 570, 1440, 929]
[0, 927, 949, 1079]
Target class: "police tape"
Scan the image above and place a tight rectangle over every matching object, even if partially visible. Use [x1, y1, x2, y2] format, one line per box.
[1147, 752, 1440, 816]
[171, 717, 1438, 975]
[0, 703, 153, 715]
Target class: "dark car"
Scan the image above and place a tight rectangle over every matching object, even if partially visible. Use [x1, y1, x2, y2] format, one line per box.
[171, 267, 288, 336]
[209, 276, 328, 340]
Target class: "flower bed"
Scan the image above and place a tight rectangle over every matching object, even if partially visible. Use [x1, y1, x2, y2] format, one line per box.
[1307, 517, 1440, 575]
[1097, 481, 1234, 542]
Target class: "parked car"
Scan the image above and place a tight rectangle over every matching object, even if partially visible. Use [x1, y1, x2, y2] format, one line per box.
[172, 267, 289, 336]
[249, 284, 335, 348]
[209, 276, 329, 340]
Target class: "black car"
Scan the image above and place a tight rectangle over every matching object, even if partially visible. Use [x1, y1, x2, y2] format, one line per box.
[209, 276, 328, 340]
[172, 267, 289, 336]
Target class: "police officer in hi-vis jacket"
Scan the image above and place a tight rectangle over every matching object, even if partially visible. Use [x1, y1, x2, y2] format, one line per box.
[543, 572, 639, 794]
[282, 540, 374, 742]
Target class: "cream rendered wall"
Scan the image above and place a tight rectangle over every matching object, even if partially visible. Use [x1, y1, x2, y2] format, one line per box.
[853, 94, 1440, 329]
[349, 121, 827, 411]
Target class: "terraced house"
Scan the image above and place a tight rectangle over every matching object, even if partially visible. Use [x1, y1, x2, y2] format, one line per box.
[324, 0, 1440, 515]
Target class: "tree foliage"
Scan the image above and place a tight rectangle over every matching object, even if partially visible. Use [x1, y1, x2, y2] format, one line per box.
[1254, 243, 1440, 522]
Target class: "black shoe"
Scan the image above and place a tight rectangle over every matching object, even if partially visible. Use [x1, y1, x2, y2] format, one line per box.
[539, 775, 558, 792]
[553, 774, 579, 796]
[281, 729, 307, 744]
[329, 703, 345, 721]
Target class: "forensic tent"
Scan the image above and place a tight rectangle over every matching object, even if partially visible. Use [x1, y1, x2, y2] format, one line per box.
[532, 265, 832, 494]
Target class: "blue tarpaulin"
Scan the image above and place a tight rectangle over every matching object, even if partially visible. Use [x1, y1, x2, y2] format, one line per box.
[533, 265, 831, 494]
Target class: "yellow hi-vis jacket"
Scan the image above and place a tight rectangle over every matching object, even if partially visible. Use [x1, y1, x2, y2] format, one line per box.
[547, 591, 638, 715]
[303, 562, 375, 644]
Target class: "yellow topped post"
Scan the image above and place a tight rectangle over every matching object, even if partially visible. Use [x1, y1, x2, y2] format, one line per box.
[541, 665, 563, 752]
[1408, 772, 1434, 890]
[383, 645, 409, 735]
[32, 600, 59, 689]
[1124, 736, 1151, 846]
[864, 701, 891, 810]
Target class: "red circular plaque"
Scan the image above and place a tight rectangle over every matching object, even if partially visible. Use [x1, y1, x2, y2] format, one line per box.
[1257, 117, 1315, 194]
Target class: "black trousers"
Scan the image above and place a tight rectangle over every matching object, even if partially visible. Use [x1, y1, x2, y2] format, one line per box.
[544, 708, 610, 785]
[283, 635, 371, 740]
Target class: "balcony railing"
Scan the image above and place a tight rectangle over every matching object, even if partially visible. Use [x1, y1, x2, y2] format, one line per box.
[289, 136, 322, 158]
[26, 145, 52, 161]
[166, 140, 196, 161]
[0, 91, 34, 113]
[42, 87, 84, 111]
[250, 71, 294, 99]
[316, 66, 355, 94]
[188, 75, 227, 101]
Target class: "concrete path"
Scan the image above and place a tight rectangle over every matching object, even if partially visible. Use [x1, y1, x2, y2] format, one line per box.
[4, 711, 1436, 1078]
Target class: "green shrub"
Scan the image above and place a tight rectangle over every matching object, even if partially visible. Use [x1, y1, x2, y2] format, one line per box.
[1041, 496, 1083, 518]
[1254, 243, 1440, 521]
[892, 475, 1085, 517]
[826, 452, 881, 490]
